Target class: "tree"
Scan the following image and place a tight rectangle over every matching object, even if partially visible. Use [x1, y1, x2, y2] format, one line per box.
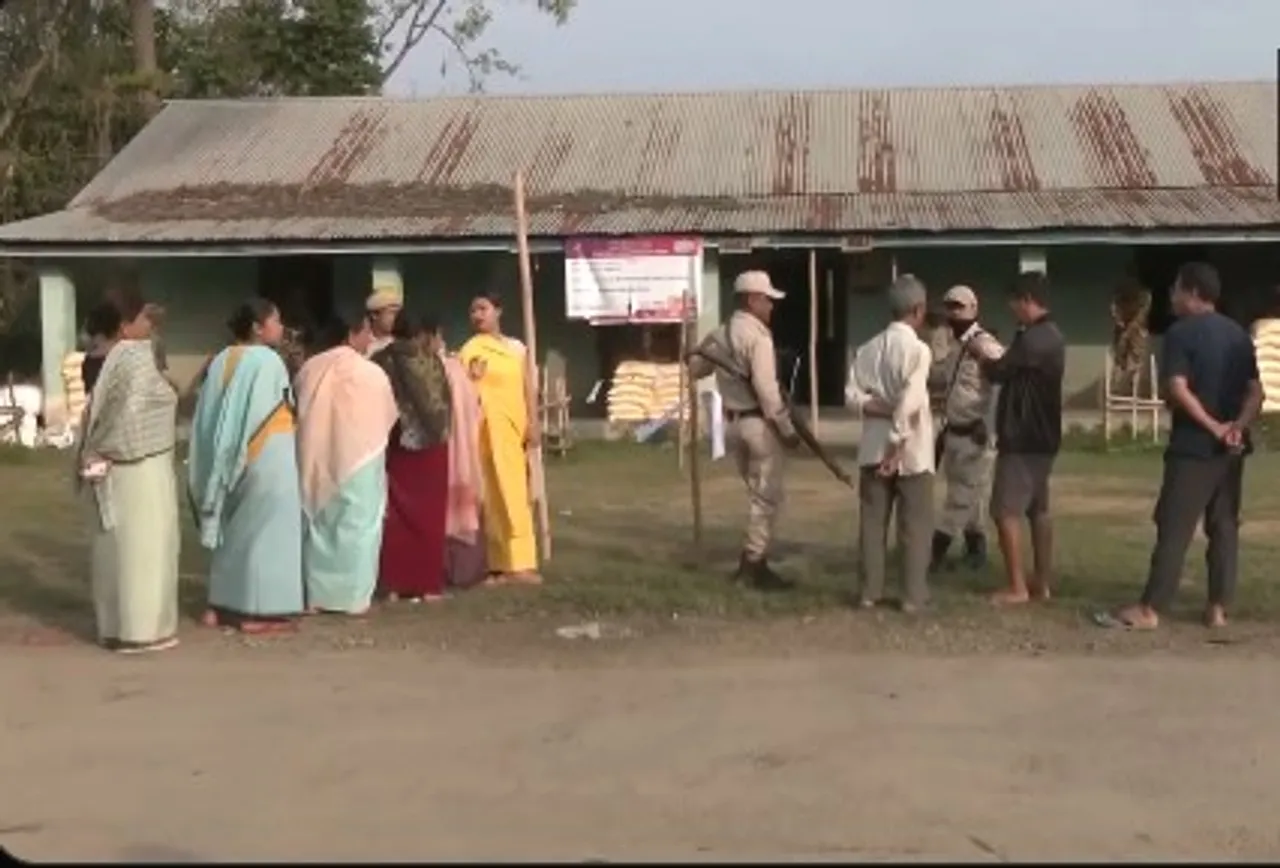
[1, 0, 189, 212]
[376, 0, 576, 90]
[1, 0, 581, 223]
[0, 0, 175, 351]
[0, 0, 578, 370]
[129, 0, 160, 112]
[0, 0, 75, 150]
[171, 0, 383, 98]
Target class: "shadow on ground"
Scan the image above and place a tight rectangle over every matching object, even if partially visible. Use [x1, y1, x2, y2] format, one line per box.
[0, 529, 211, 646]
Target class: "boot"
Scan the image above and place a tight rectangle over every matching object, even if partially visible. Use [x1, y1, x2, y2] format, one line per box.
[929, 531, 953, 572]
[749, 558, 796, 593]
[731, 553, 754, 585]
[962, 530, 988, 570]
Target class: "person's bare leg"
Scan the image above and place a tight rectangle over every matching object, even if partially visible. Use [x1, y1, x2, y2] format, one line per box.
[991, 516, 1030, 605]
[1202, 457, 1242, 631]
[1112, 456, 1214, 632]
[1113, 602, 1160, 629]
[1028, 513, 1053, 600]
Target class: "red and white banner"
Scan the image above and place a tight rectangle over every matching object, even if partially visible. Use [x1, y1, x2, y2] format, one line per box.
[564, 236, 702, 324]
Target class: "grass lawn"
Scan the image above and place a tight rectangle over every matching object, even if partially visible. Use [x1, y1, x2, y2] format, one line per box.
[1, 438, 1278, 654]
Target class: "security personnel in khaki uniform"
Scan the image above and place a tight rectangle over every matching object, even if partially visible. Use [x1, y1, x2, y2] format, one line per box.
[928, 285, 1004, 570]
[276, 325, 309, 379]
[687, 270, 800, 591]
[364, 285, 403, 357]
[924, 306, 957, 418]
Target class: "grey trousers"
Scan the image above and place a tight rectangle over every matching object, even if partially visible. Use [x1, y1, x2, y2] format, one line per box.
[938, 433, 993, 537]
[1140, 454, 1245, 611]
[857, 468, 934, 606]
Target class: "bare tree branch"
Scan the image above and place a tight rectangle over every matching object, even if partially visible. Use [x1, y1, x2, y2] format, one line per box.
[379, 0, 448, 84]
[428, 21, 484, 92]
[0, 0, 72, 145]
[129, 0, 159, 113]
[375, 0, 417, 46]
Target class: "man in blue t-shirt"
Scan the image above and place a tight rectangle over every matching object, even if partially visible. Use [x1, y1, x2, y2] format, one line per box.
[1106, 262, 1263, 631]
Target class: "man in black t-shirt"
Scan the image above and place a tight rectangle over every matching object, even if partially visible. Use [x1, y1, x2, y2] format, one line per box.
[970, 271, 1065, 605]
[1106, 262, 1262, 631]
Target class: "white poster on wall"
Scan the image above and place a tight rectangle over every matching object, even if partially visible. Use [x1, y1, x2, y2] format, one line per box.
[564, 236, 702, 324]
[1019, 247, 1047, 274]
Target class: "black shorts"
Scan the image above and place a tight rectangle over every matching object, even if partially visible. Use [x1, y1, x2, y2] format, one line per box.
[989, 453, 1056, 519]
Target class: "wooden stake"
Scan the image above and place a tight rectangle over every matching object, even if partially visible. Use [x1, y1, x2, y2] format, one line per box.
[513, 170, 552, 562]
[677, 318, 687, 471]
[683, 288, 702, 553]
[808, 249, 819, 436]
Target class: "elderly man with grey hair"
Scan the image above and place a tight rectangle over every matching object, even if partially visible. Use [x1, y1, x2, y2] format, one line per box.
[845, 274, 936, 612]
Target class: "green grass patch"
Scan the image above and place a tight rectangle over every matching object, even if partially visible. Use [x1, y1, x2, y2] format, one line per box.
[2, 443, 1279, 639]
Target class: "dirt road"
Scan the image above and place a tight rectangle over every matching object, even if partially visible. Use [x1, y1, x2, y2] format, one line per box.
[2, 644, 1278, 862]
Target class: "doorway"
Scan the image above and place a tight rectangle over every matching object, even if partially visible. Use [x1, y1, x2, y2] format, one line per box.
[256, 255, 337, 349]
[721, 248, 849, 406]
[1131, 244, 1210, 334]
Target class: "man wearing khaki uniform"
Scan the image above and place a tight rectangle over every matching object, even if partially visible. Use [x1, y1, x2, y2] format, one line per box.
[928, 285, 1004, 571]
[687, 270, 800, 591]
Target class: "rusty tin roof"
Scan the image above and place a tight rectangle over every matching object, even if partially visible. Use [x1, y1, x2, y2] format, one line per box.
[2, 80, 1276, 245]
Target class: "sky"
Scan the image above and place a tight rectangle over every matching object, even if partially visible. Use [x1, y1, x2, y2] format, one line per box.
[389, 0, 1280, 96]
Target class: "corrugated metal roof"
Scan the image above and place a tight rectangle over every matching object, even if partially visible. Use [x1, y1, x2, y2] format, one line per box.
[1, 80, 1276, 245]
[5, 188, 1278, 245]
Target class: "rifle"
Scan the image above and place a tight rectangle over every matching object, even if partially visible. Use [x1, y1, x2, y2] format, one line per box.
[690, 338, 855, 489]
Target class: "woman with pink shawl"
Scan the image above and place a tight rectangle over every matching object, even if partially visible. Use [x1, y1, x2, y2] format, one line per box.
[294, 312, 399, 616]
[441, 331, 487, 589]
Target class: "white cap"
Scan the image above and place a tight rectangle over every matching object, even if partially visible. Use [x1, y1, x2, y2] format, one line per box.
[942, 284, 978, 312]
[733, 270, 785, 300]
[366, 288, 404, 312]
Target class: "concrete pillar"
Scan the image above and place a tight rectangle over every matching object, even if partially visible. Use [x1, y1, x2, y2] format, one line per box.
[38, 266, 78, 429]
[697, 246, 720, 338]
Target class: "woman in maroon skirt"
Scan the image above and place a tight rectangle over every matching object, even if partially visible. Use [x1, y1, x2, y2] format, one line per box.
[370, 312, 452, 603]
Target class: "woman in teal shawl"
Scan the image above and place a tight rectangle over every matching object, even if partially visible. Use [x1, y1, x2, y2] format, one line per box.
[188, 299, 304, 634]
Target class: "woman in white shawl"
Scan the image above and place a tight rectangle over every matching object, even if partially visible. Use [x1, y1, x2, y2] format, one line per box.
[77, 288, 181, 654]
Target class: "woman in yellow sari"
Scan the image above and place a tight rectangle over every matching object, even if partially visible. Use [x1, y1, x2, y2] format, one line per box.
[458, 294, 541, 584]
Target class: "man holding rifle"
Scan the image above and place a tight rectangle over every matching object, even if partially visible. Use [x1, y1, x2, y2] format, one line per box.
[685, 270, 801, 592]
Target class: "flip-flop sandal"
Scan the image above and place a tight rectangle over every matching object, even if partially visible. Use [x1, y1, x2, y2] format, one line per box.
[115, 636, 180, 655]
[1092, 610, 1156, 631]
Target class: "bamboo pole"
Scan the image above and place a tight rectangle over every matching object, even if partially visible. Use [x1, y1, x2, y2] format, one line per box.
[808, 249, 819, 437]
[512, 170, 552, 562]
[824, 266, 835, 341]
[677, 318, 687, 471]
[683, 287, 702, 553]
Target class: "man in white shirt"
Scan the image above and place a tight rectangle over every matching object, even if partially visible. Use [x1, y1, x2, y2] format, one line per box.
[845, 275, 936, 613]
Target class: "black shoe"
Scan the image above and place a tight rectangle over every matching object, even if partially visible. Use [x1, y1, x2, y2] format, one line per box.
[730, 553, 754, 585]
[929, 531, 953, 572]
[749, 559, 797, 593]
[962, 531, 988, 569]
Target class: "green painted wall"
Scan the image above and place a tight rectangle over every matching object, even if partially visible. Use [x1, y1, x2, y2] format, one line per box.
[12, 241, 1276, 421]
[883, 245, 1129, 407]
[129, 251, 601, 412]
[712, 245, 1123, 408]
[137, 257, 257, 386]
